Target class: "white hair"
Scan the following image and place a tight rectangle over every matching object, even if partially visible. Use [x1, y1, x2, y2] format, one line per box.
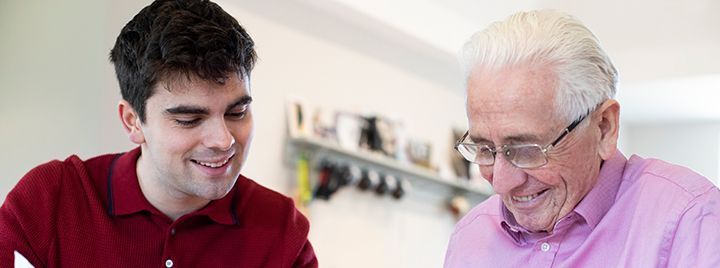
[460, 10, 618, 123]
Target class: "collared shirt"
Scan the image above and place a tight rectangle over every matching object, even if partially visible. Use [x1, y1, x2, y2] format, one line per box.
[0, 147, 318, 267]
[444, 150, 720, 268]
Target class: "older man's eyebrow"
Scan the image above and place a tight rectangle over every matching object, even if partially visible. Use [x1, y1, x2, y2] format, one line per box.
[164, 105, 209, 115]
[468, 133, 542, 146]
[226, 95, 253, 111]
[504, 134, 543, 144]
[468, 134, 492, 144]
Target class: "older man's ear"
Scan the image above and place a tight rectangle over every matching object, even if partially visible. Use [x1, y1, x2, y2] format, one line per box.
[596, 99, 620, 160]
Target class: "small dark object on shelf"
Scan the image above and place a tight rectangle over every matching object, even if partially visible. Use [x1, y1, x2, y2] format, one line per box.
[391, 178, 405, 199]
[375, 174, 388, 195]
[358, 169, 373, 191]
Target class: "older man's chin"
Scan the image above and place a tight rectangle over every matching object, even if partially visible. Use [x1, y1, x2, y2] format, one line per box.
[504, 203, 560, 233]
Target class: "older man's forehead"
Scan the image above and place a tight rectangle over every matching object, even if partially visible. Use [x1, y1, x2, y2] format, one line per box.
[465, 65, 562, 145]
[467, 103, 559, 142]
[466, 86, 557, 122]
[467, 64, 556, 103]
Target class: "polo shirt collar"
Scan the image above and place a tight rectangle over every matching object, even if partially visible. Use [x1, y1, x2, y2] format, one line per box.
[107, 147, 240, 225]
[499, 150, 627, 239]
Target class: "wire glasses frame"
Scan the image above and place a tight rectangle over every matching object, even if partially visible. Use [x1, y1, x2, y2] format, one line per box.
[454, 112, 591, 169]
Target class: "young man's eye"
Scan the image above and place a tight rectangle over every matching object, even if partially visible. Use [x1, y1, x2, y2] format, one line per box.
[175, 118, 201, 126]
[226, 111, 246, 119]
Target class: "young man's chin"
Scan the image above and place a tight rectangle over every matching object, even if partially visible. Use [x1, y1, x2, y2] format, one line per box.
[191, 180, 237, 201]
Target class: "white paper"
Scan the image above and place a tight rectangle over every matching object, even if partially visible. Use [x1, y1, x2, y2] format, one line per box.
[14, 251, 34, 268]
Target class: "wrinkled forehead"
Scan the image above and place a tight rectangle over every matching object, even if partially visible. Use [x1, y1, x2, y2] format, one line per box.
[465, 64, 562, 142]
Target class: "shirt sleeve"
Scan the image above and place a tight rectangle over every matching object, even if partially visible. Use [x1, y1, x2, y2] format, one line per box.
[284, 200, 318, 268]
[0, 205, 24, 264]
[292, 240, 318, 268]
[0, 160, 65, 267]
[666, 188, 720, 267]
[1, 205, 43, 267]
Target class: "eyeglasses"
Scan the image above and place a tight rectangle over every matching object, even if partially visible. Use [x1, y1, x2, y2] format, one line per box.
[454, 112, 590, 169]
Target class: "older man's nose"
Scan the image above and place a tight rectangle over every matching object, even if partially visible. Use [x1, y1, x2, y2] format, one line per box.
[490, 154, 526, 194]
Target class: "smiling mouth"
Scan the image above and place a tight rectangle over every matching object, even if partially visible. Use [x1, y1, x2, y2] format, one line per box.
[191, 154, 234, 168]
[512, 189, 549, 202]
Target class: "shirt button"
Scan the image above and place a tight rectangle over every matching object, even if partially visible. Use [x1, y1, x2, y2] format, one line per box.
[170, 228, 176, 236]
[165, 259, 174, 267]
[540, 242, 551, 252]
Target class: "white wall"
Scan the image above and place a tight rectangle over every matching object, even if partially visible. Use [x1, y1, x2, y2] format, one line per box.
[0, 0, 155, 201]
[0, 0, 117, 202]
[223, 4, 468, 267]
[623, 122, 720, 185]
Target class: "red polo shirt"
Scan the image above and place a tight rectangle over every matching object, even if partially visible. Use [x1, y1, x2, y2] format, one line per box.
[0, 147, 317, 267]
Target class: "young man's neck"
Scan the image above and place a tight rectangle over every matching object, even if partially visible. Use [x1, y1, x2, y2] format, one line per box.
[135, 155, 210, 221]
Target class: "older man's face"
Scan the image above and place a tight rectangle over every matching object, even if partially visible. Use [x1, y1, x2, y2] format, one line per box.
[466, 64, 604, 232]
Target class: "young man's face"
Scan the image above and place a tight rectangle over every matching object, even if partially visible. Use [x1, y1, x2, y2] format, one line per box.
[134, 73, 254, 203]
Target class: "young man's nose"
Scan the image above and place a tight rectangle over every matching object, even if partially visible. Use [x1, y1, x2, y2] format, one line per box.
[204, 118, 235, 151]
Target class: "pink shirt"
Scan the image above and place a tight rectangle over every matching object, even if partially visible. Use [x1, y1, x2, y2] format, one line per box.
[445, 151, 720, 267]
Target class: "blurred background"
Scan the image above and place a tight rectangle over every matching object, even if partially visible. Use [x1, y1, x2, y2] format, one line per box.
[1, 0, 718, 267]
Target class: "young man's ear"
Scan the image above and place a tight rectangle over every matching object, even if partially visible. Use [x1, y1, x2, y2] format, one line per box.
[596, 99, 620, 160]
[118, 100, 146, 145]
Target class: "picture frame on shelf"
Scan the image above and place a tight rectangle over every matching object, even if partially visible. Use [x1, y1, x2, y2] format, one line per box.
[285, 97, 312, 138]
[450, 128, 471, 180]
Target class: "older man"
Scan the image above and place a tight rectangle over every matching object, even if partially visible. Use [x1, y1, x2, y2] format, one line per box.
[444, 10, 720, 267]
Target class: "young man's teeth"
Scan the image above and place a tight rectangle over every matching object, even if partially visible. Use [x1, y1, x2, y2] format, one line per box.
[512, 192, 540, 202]
[197, 158, 229, 168]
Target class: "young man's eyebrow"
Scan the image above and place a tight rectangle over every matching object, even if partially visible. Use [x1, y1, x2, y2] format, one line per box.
[164, 106, 209, 115]
[226, 95, 253, 111]
[163, 96, 252, 115]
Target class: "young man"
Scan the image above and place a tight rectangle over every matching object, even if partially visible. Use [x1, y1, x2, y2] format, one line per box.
[0, 0, 317, 267]
[445, 10, 720, 267]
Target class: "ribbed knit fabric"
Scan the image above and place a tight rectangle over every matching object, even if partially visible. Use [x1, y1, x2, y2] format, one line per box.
[0, 147, 317, 267]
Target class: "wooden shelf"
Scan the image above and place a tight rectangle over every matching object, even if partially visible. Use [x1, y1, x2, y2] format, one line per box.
[288, 136, 493, 200]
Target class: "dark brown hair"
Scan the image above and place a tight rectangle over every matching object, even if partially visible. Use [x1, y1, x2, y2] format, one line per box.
[110, 0, 257, 122]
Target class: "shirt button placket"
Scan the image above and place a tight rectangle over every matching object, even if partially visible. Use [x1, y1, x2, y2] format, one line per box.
[165, 225, 176, 268]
